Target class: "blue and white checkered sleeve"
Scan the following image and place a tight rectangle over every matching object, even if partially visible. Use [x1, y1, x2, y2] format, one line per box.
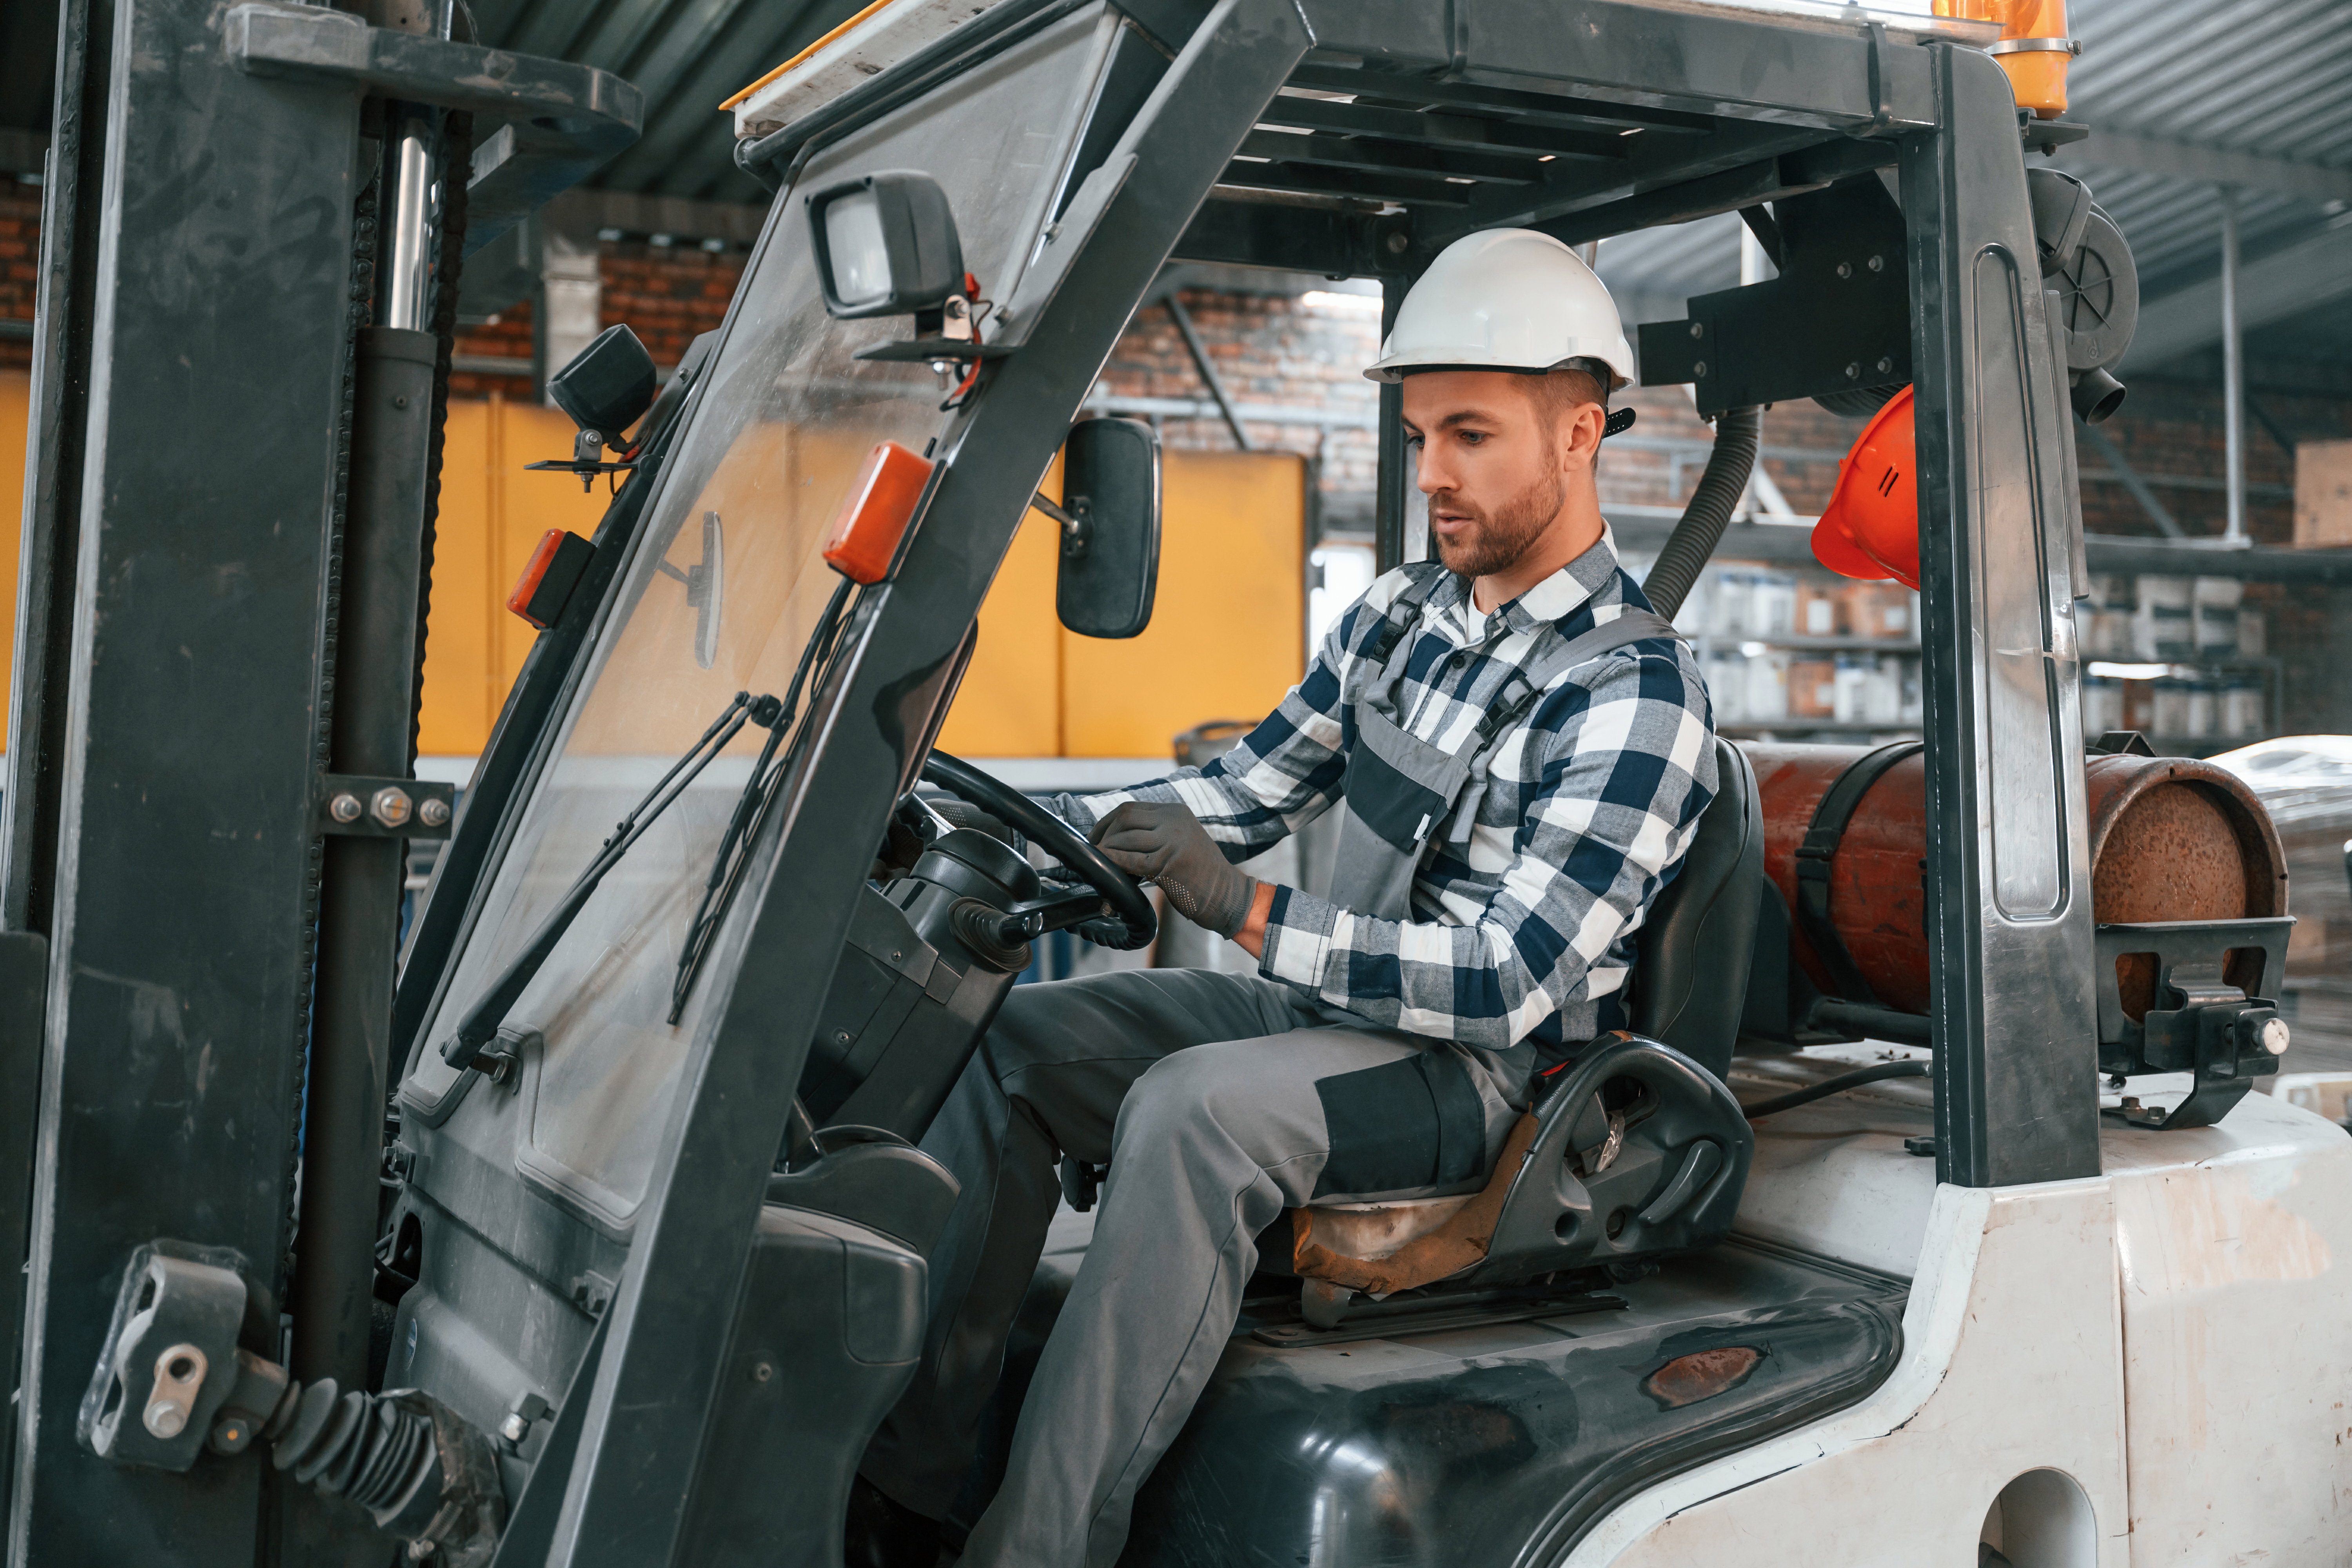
[1255, 647, 1719, 1048]
[1052, 581, 1403, 859]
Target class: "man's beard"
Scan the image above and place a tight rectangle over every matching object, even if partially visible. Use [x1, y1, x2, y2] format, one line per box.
[1429, 467, 1570, 579]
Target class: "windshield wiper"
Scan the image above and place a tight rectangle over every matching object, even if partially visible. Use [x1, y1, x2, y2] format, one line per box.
[439, 688, 781, 1074]
[668, 577, 855, 1022]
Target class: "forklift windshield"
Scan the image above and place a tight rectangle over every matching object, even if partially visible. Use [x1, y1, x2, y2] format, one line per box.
[398, 9, 1122, 1229]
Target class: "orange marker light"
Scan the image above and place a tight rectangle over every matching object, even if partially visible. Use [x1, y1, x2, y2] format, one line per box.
[823, 441, 936, 584]
[508, 530, 596, 629]
[1811, 385, 1920, 592]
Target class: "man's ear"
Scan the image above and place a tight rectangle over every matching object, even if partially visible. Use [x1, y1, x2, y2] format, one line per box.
[1560, 400, 1607, 471]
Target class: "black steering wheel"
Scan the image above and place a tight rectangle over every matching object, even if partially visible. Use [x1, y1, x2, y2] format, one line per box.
[920, 751, 1158, 951]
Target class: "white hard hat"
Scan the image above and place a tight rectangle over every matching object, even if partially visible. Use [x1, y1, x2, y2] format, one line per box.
[1365, 228, 1635, 388]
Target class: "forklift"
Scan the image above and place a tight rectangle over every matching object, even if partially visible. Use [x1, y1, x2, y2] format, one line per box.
[7, 0, 2349, 1564]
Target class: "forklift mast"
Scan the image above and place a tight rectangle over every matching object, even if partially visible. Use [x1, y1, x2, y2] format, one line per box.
[3, 1, 2104, 1562]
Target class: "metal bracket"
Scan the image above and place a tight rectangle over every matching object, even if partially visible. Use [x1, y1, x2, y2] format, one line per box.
[222, 2, 643, 257]
[320, 773, 455, 839]
[78, 1243, 258, 1471]
[2096, 922, 2296, 1131]
[1637, 174, 1911, 414]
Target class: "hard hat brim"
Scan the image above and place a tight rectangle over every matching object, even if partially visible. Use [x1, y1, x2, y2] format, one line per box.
[1364, 350, 1633, 387]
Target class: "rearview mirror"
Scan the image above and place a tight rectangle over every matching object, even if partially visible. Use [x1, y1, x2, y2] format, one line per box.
[1054, 418, 1161, 640]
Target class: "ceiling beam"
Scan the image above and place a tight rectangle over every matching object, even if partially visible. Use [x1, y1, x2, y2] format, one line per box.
[2122, 214, 2352, 370]
[2054, 132, 2352, 205]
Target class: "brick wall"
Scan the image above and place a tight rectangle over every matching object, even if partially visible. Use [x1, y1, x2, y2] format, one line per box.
[447, 237, 752, 398]
[1094, 289, 1383, 509]
[1089, 286, 1879, 527]
[2, 175, 39, 373]
[15, 176, 2352, 556]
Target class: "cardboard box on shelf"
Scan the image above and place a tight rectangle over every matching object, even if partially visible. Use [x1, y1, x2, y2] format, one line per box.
[1794, 582, 1845, 639]
[1842, 582, 1913, 641]
[2294, 439, 2352, 547]
[1788, 657, 1838, 719]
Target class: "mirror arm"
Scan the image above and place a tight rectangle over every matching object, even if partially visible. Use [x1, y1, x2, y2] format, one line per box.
[1031, 490, 1091, 557]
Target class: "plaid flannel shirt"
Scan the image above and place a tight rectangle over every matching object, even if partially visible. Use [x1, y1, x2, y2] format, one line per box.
[1061, 527, 1719, 1058]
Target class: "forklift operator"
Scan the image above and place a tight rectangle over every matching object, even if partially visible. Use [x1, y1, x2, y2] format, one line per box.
[851, 229, 1720, 1568]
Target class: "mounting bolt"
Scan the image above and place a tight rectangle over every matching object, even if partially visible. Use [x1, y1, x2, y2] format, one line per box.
[1691, 361, 1707, 377]
[499, 1413, 528, 1443]
[143, 1343, 208, 1439]
[1688, 321, 1704, 339]
[1876, 356, 1894, 374]
[418, 797, 451, 829]
[1836, 260, 1853, 279]
[753, 1360, 775, 1383]
[1385, 231, 1409, 254]
[2260, 1017, 2291, 1055]
[370, 787, 413, 829]
[329, 793, 363, 824]
[1868, 254, 1885, 272]
[1845, 362, 1862, 379]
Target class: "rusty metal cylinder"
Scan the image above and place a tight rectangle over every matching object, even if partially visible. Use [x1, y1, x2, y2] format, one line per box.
[1746, 742, 2289, 1016]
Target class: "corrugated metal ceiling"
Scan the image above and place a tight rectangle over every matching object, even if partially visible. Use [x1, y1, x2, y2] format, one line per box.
[482, 0, 2352, 362]
[469, 0, 873, 203]
[1593, 0, 2352, 359]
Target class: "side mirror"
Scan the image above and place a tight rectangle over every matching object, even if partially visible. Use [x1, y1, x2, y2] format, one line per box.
[807, 171, 965, 323]
[1054, 418, 1160, 640]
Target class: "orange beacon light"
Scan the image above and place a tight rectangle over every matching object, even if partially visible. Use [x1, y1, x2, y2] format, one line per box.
[1933, 0, 2079, 120]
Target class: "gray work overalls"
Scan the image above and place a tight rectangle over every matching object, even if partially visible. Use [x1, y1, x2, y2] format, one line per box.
[1325, 565, 1682, 929]
[864, 568, 1684, 1568]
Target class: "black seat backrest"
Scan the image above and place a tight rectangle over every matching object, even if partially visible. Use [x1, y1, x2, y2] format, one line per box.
[1630, 737, 1763, 1082]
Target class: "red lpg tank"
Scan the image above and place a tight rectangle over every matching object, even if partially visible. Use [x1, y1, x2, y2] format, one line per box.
[1744, 742, 2288, 1017]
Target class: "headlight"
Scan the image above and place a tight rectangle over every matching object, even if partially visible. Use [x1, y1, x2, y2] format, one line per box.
[807, 171, 965, 323]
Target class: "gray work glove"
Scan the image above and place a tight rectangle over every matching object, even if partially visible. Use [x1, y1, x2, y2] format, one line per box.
[1091, 801, 1256, 938]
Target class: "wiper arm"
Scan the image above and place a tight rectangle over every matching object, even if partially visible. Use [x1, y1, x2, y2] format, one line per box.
[439, 688, 781, 1073]
[668, 578, 855, 1022]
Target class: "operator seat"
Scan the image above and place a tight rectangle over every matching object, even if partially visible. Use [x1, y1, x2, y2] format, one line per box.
[1626, 736, 1765, 1080]
[1280, 737, 1763, 1308]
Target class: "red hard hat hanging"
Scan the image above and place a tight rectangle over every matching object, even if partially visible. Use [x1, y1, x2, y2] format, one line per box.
[1811, 384, 1920, 592]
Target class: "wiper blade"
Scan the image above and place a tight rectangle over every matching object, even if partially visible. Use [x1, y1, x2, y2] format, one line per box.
[439, 688, 780, 1073]
[668, 578, 855, 1021]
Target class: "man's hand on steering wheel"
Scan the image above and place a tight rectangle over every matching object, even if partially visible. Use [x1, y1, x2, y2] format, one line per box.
[916, 753, 1160, 951]
[1089, 802, 1256, 939]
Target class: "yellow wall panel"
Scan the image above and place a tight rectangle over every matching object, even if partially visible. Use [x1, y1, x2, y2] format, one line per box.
[0, 381, 1307, 764]
[0, 371, 27, 749]
[933, 455, 1063, 758]
[1060, 450, 1306, 757]
[415, 399, 494, 754]
[933, 448, 1307, 760]
[414, 395, 615, 757]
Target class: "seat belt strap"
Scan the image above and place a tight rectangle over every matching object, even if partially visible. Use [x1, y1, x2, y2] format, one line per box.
[1473, 610, 1685, 746]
